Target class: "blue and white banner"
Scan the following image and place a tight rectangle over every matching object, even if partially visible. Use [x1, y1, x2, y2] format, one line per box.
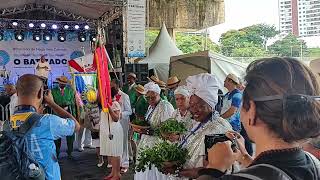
[127, 0, 146, 58]
[0, 30, 91, 85]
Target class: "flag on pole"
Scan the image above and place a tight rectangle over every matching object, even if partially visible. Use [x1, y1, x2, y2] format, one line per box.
[68, 53, 97, 73]
[95, 46, 112, 112]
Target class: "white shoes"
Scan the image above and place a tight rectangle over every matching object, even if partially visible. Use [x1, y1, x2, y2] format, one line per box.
[77, 147, 84, 152]
[97, 161, 104, 167]
[107, 164, 112, 168]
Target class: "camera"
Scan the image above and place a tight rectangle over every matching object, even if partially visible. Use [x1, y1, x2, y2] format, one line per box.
[204, 134, 238, 160]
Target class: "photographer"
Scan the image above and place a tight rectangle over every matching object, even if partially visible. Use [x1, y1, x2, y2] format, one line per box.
[197, 57, 320, 180]
[7, 74, 80, 180]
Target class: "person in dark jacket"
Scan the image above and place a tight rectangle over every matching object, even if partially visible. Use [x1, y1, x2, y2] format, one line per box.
[197, 57, 320, 180]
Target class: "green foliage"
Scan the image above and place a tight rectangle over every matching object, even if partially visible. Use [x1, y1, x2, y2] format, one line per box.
[268, 34, 308, 57]
[242, 24, 279, 47]
[135, 141, 189, 172]
[230, 42, 266, 57]
[145, 30, 220, 54]
[219, 24, 278, 57]
[308, 48, 320, 57]
[146, 30, 160, 49]
[132, 118, 150, 126]
[159, 118, 187, 134]
[175, 32, 220, 54]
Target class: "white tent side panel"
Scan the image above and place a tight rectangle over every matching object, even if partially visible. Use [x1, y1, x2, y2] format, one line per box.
[139, 23, 182, 81]
[170, 51, 246, 90]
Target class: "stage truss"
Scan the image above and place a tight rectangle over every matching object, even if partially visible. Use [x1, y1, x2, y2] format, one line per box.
[0, 1, 124, 26]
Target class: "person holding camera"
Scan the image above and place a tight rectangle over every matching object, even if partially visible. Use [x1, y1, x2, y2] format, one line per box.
[8, 74, 80, 180]
[176, 73, 233, 179]
[100, 87, 123, 180]
[197, 57, 320, 180]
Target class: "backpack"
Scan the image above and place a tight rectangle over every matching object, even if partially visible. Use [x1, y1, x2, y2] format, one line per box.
[0, 113, 45, 180]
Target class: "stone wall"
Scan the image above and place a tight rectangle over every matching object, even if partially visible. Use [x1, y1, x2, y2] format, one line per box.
[148, 0, 225, 30]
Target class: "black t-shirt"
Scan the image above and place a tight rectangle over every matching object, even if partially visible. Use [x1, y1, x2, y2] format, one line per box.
[198, 149, 319, 180]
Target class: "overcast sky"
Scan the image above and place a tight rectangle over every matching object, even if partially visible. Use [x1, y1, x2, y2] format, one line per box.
[208, 0, 320, 47]
[209, 0, 279, 43]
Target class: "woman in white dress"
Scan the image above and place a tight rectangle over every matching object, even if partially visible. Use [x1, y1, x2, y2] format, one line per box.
[171, 86, 194, 131]
[134, 82, 175, 180]
[177, 73, 233, 179]
[100, 89, 124, 180]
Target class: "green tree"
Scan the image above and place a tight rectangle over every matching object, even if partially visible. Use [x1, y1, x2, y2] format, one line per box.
[219, 24, 279, 57]
[146, 30, 160, 48]
[175, 32, 219, 53]
[268, 34, 308, 57]
[242, 24, 279, 49]
[308, 48, 320, 57]
[231, 43, 266, 57]
[145, 30, 220, 54]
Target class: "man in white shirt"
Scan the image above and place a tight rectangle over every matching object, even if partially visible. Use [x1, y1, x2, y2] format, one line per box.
[4, 84, 18, 115]
[35, 55, 51, 81]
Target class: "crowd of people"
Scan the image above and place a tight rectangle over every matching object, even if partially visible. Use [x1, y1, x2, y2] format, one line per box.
[0, 57, 319, 180]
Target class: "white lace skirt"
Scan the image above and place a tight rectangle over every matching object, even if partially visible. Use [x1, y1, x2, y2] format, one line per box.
[100, 112, 124, 157]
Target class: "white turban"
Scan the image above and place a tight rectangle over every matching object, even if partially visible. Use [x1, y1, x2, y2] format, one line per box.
[174, 86, 190, 97]
[186, 73, 219, 108]
[144, 82, 161, 95]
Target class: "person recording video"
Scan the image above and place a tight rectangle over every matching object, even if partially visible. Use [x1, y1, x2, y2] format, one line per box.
[197, 57, 320, 180]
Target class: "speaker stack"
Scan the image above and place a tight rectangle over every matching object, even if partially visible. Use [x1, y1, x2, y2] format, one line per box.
[125, 63, 149, 85]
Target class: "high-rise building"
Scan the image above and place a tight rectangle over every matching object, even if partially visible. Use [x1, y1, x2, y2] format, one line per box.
[279, 0, 320, 37]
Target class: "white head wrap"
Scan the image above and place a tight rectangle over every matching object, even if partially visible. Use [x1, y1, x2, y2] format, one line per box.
[186, 73, 220, 108]
[144, 82, 161, 95]
[174, 86, 190, 97]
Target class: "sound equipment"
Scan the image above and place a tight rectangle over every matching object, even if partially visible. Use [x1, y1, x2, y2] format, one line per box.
[125, 64, 149, 85]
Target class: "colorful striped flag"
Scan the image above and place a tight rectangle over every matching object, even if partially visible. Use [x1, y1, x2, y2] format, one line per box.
[95, 46, 112, 112]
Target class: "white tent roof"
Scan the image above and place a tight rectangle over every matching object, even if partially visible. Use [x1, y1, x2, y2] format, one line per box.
[139, 23, 183, 81]
[170, 50, 247, 91]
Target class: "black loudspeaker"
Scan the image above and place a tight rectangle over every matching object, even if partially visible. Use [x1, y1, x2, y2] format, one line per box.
[125, 64, 149, 85]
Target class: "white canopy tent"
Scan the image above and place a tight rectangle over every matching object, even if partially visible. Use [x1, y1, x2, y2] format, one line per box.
[170, 50, 247, 90]
[138, 23, 183, 81]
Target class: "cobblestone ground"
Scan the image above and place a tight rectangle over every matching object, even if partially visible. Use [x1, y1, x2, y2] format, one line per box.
[59, 146, 134, 180]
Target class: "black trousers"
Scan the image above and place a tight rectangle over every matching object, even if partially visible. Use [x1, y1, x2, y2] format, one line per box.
[54, 133, 75, 156]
